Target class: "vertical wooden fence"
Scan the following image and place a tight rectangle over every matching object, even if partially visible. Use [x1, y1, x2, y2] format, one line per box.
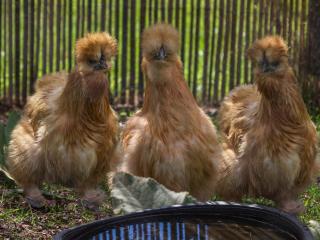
[0, 0, 311, 109]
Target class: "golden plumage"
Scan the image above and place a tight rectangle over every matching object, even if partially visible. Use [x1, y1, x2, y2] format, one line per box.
[217, 36, 318, 214]
[6, 32, 119, 209]
[115, 24, 229, 201]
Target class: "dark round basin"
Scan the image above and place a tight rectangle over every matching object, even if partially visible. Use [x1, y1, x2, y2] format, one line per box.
[54, 202, 313, 240]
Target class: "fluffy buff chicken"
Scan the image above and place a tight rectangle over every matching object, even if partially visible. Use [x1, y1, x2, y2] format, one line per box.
[6, 32, 118, 209]
[116, 24, 229, 201]
[217, 36, 318, 214]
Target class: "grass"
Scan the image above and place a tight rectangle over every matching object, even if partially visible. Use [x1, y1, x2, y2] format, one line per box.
[0, 112, 319, 239]
[1, 172, 319, 239]
[0, 172, 113, 239]
[301, 185, 320, 223]
[212, 184, 320, 224]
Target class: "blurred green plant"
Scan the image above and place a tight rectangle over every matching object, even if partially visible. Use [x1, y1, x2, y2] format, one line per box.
[0, 111, 20, 168]
[313, 114, 320, 132]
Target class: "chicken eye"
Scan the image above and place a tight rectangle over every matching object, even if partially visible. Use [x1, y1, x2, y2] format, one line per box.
[152, 51, 158, 58]
[88, 59, 98, 65]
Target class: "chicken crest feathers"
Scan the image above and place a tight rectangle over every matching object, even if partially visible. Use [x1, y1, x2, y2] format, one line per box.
[75, 32, 117, 63]
[141, 23, 179, 58]
[247, 35, 288, 61]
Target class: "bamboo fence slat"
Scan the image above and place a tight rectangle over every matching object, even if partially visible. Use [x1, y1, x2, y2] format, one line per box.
[0, 0, 313, 108]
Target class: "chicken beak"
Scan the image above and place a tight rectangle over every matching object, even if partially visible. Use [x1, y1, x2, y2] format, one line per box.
[94, 62, 108, 71]
[159, 46, 166, 60]
[261, 58, 272, 73]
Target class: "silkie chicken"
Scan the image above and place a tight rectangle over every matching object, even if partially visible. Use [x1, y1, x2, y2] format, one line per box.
[217, 36, 318, 214]
[6, 32, 118, 209]
[116, 24, 231, 201]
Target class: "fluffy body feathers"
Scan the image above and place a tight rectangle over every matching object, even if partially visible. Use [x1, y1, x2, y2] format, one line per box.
[117, 24, 229, 201]
[6, 32, 118, 208]
[217, 36, 318, 214]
